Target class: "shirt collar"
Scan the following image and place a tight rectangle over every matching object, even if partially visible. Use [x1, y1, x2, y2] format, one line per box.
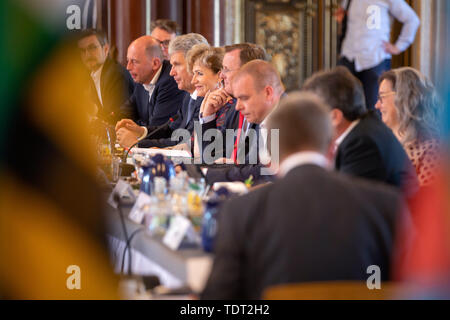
[143, 65, 163, 92]
[90, 64, 103, 81]
[335, 119, 360, 146]
[279, 151, 329, 177]
[190, 90, 198, 100]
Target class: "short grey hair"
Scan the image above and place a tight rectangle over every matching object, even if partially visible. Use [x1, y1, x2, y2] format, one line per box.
[168, 33, 209, 56]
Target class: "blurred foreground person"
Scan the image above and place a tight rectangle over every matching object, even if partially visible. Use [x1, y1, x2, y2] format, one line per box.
[201, 92, 406, 299]
[376, 67, 443, 187]
[392, 19, 450, 298]
[0, 3, 117, 298]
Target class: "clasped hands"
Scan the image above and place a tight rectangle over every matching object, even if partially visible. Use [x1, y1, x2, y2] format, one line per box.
[115, 119, 144, 149]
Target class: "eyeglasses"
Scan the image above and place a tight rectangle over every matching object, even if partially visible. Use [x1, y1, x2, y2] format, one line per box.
[377, 91, 395, 103]
[79, 44, 100, 54]
[157, 39, 171, 48]
[221, 67, 239, 75]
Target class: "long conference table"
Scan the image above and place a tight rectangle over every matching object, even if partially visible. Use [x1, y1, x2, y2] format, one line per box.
[106, 202, 213, 294]
[104, 150, 235, 294]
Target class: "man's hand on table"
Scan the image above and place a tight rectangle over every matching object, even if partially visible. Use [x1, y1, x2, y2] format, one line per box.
[115, 119, 145, 137]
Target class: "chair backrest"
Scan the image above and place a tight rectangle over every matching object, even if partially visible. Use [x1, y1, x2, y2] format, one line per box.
[263, 281, 407, 300]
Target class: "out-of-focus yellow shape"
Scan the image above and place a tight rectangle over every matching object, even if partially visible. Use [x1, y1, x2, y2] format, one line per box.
[0, 173, 119, 299]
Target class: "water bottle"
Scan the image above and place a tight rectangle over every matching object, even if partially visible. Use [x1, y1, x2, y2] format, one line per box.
[140, 161, 154, 195]
[201, 198, 220, 253]
[201, 188, 230, 252]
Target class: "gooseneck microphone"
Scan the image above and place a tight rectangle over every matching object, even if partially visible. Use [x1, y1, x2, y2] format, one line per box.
[123, 114, 180, 161]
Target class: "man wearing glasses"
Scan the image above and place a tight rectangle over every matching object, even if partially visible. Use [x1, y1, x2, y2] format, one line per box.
[150, 19, 178, 60]
[77, 29, 135, 124]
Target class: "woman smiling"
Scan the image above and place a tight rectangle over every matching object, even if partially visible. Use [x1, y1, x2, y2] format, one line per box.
[187, 44, 224, 98]
[376, 67, 443, 187]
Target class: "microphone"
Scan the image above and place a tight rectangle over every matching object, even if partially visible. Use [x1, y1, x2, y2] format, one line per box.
[123, 114, 180, 161]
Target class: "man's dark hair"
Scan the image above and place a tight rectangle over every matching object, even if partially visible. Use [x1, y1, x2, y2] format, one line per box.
[78, 29, 108, 47]
[150, 19, 178, 35]
[224, 43, 270, 66]
[302, 66, 367, 121]
[268, 92, 333, 157]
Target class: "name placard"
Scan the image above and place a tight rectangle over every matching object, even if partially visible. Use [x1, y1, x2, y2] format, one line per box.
[107, 179, 136, 208]
[128, 192, 152, 224]
[163, 215, 192, 250]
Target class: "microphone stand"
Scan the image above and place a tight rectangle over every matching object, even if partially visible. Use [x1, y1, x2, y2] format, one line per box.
[122, 115, 179, 162]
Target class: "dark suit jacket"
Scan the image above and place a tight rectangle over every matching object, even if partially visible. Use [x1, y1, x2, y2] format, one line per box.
[336, 111, 419, 196]
[201, 164, 404, 300]
[204, 122, 274, 184]
[120, 60, 185, 127]
[199, 100, 240, 160]
[198, 102, 270, 183]
[88, 57, 135, 124]
[138, 93, 203, 148]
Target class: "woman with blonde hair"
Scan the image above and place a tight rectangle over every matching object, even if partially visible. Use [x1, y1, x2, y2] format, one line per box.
[376, 67, 443, 186]
[187, 43, 224, 97]
[186, 44, 232, 129]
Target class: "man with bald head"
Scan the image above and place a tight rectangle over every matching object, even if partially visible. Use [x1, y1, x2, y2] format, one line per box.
[119, 35, 185, 130]
[116, 33, 209, 149]
[204, 59, 285, 183]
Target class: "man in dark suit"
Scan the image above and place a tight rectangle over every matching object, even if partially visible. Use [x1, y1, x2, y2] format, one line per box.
[119, 35, 185, 129]
[77, 29, 134, 124]
[302, 66, 418, 197]
[201, 92, 406, 300]
[200, 59, 284, 184]
[115, 33, 209, 149]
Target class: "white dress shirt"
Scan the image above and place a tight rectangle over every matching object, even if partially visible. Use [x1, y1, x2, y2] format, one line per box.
[334, 119, 360, 147]
[279, 151, 329, 177]
[341, 0, 420, 71]
[90, 64, 104, 105]
[143, 65, 163, 102]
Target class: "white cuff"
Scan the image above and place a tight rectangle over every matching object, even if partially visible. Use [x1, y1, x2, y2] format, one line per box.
[199, 113, 216, 124]
[137, 126, 148, 141]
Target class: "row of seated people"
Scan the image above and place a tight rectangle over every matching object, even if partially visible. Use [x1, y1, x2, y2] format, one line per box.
[78, 28, 445, 299]
[78, 28, 443, 191]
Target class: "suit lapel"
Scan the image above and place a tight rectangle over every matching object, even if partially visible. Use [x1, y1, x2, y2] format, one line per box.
[138, 86, 150, 126]
[147, 61, 169, 124]
[184, 98, 196, 126]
